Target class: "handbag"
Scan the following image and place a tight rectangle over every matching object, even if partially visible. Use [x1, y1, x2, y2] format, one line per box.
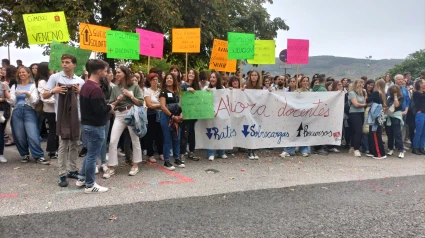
[385, 104, 395, 115]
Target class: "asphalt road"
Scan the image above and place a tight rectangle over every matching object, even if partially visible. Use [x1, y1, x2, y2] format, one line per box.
[1, 175, 424, 238]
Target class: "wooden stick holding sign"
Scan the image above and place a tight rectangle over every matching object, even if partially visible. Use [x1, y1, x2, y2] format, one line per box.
[296, 64, 299, 89]
[147, 56, 151, 73]
[185, 53, 188, 81]
[239, 60, 243, 87]
[259, 64, 263, 84]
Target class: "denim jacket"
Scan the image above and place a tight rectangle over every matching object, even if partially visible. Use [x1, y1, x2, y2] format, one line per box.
[367, 102, 383, 131]
[125, 106, 147, 138]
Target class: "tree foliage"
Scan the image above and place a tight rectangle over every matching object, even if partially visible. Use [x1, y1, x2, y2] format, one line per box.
[388, 49, 425, 78]
[0, 0, 289, 69]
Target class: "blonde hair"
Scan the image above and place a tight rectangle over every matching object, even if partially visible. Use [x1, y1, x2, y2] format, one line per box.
[16, 66, 32, 84]
[374, 79, 387, 107]
[353, 79, 364, 96]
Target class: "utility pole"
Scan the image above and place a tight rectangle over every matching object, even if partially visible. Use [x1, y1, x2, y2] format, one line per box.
[365, 55, 372, 78]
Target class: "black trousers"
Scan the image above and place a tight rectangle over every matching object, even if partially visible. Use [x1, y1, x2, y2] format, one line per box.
[369, 125, 385, 157]
[45, 112, 58, 153]
[145, 113, 164, 156]
[349, 112, 364, 150]
[180, 119, 196, 154]
[385, 117, 404, 152]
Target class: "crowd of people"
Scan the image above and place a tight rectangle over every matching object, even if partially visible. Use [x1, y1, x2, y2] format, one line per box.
[1, 56, 425, 194]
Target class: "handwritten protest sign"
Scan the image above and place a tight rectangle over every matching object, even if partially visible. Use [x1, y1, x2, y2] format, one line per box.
[247, 40, 276, 64]
[181, 91, 215, 119]
[287, 39, 309, 64]
[172, 28, 201, 53]
[209, 39, 237, 72]
[79, 23, 110, 53]
[227, 32, 255, 60]
[136, 28, 164, 58]
[195, 90, 344, 149]
[106, 30, 140, 60]
[49, 41, 91, 75]
[23, 11, 70, 45]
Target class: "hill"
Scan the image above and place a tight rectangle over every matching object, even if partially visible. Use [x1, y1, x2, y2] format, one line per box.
[245, 55, 404, 79]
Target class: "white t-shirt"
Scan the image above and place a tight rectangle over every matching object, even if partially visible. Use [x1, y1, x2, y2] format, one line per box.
[144, 88, 161, 107]
[45, 71, 85, 119]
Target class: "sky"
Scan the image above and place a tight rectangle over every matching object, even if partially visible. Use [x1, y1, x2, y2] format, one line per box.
[0, 0, 424, 65]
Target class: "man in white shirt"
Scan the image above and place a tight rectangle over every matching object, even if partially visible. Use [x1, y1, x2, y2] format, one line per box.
[42, 54, 85, 187]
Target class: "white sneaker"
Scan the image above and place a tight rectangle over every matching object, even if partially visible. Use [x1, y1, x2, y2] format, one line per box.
[365, 153, 374, 157]
[398, 152, 404, 159]
[329, 148, 340, 153]
[373, 155, 387, 160]
[387, 150, 394, 156]
[129, 166, 139, 176]
[103, 168, 115, 179]
[208, 156, 214, 161]
[118, 152, 125, 157]
[253, 152, 259, 159]
[148, 156, 157, 163]
[76, 179, 85, 187]
[280, 152, 291, 158]
[302, 153, 309, 157]
[84, 183, 109, 194]
[101, 164, 108, 172]
[221, 154, 228, 159]
[354, 150, 361, 157]
[95, 166, 99, 174]
[0, 155, 7, 163]
[248, 152, 255, 160]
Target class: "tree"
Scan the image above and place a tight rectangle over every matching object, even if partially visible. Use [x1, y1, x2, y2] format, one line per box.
[0, 0, 289, 70]
[388, 49, 425, 78]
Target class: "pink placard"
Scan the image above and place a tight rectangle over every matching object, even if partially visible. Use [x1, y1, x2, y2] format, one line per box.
[286, 39, 309, 64]
[136, 28, 164, 58]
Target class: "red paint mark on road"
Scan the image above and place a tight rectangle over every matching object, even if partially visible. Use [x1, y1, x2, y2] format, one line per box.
[0, 193, 18, 198]
[148, 162, 195, 184]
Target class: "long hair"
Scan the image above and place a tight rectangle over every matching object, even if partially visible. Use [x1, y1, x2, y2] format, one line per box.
[353, 79, 364, 96]
[331, 80, 341, 91]
[118, 65, 132, 87]
[161, 73, 179, 93]
[37, 62, 50, 81]
[388, 85, 401, 98]
[16, 66, 32, 84]
[374, 79, 387, 107]
[208, 71, 223, 89]
[187, 69, 201, 90]
[169, 65, 181, 82]
[246, 70, 262, 89]
[299, 76, 310, 88]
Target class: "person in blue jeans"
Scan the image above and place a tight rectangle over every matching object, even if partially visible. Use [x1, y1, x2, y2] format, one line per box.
[412, 79, 425, 155]
[76, 59, 114, 193]
[6, 66, 48, 164]
[159, 73, 185, 171]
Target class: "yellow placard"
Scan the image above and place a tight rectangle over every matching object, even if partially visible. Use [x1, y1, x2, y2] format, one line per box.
[79, 23, 110, 53]
[172, 28, 201, 53]
[23, 11, 70, 45]
[209, 39, 237, 73]
[247, 40, 276, 64]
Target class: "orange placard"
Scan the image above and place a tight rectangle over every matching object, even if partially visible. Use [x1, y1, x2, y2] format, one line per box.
[172, 28, 201, 53]
[209, 39, 236, 73]
[79, 23, 111, 53]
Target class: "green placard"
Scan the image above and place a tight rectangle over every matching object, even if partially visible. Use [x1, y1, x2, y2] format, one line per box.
[181, 91, 215, 119]
[106, 30, 140, 60]
[227, 32, 255, 60]
[49, 41, 91, 76]
[247, 40, 276, 64]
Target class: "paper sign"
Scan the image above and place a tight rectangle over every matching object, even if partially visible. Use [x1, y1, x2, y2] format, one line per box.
[181, 91, 215, 119]
[227, 32, 255, 60]
[247, 40, 276, 64]
[79, 23, 110, 53]
[172, 28, 201, 53]
[48, 41, 91, 75]
[209, 39, 237, 73]
[136, 28, 164, 58]
[106, 30, 140, 60]
[23, 11, 70, 45]
[287, 39, 309, 64]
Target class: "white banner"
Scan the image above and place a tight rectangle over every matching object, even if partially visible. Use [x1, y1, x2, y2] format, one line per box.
[194, 90, 344, 149]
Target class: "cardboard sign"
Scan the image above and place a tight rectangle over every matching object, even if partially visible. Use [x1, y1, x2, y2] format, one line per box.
[136, 28, 164, 58]
[23, 11, 70, 45]
[172, 28, 201, 53]
[287, 39, 309, 64]
[209, 39, 237, 73]
[227, 32, 255, 60]
[79, 23, 110, 53]
[106, 30, 140, 60]
[181, 91, 215, 119]
[195, 90, 344, 149]
[247, 40, 276, 64]
[49, 41, 91, 75]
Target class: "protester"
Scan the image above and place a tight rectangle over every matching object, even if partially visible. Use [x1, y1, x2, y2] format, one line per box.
[310, 77, 319, 91]
[199, 70, 209, 89]
[76, 59, 113, 193]
[0, 80, 11, 162]
[384, 73, 393, 93]
[29, 63, 38, 80]
[6, 66, 48, 164]
[104, 65, 144, 178]
[404, 72, 414, 87]
[16, 60, 23, 68]
[385, 85, 405, 158]
[366, 79, 387, 159]
[412, 79, 425, 155]
[180, 69, 201, 161]
[341, 78, 349, 92]
[144, 73, 164, 162]
[1, 59, 10, 68]
[394, 74, 410, 146]
[347, 80, 367, 157]
[311, 75, 329, 155]
[263, 76, 275, 91]
[275, 75, 287, 91]
[287, 78, 297, 92]
[205, 72, 227, 160]
[169, 65, 182, 83]
[229, 75, 240, 89]
[43, 54, 85, 187]
[159, 73, 185, 169]
[37, 62, 58, 160]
